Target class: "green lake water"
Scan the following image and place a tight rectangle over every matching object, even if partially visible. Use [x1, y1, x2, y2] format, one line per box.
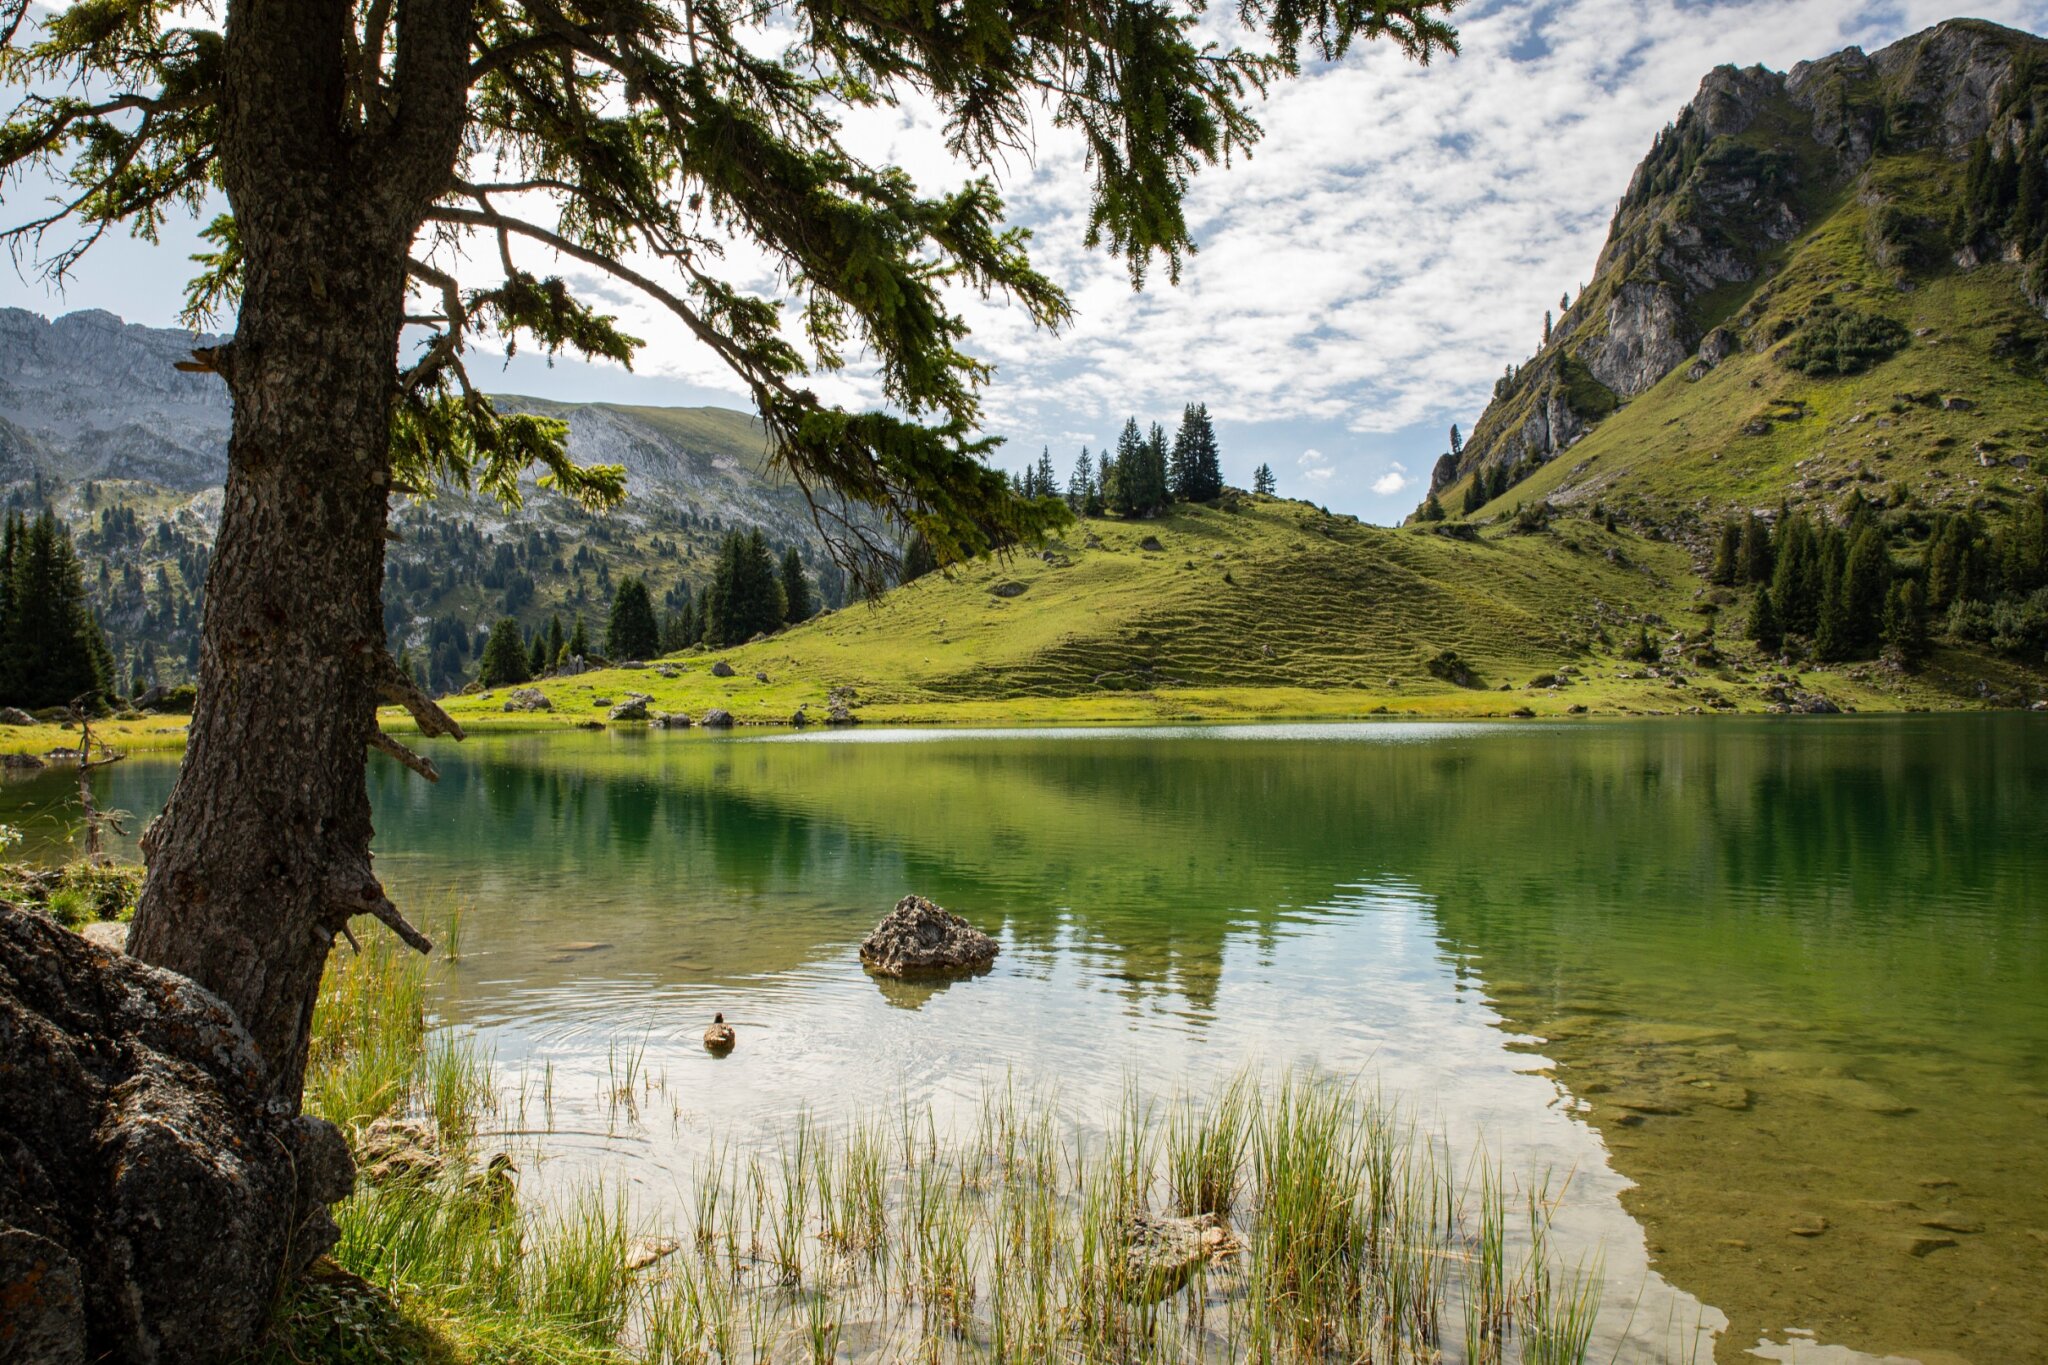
[6, 717, 2044, 1362]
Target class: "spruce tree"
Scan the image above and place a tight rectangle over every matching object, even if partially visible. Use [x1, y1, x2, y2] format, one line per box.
[1110, 418, 1144, 516]
[0, 511, 111, 708]
[1462, 478, 1484, 516]
[546, 613, 566, 664]
[528, 629, 550, 676]
[1739, 512, 1773, 586]
[1840, 526, 1892, 655]
[1172, 403, 1224, 502]
[1884, 579, 1929, 665]
[782, 547, 816, 623]
[478, 617, 532, 687]
[1068, 448, 1097, 514]
[1710, 518, 1740, 586]
[1034, 448, 1059, 502]
[568, 615, 590, 660]
[1253, 463, 1277, 496]
[899, 530, 939, 585]
[1144, 423, 1171, 513]
[1419, 492, 1446, 522]
[1448, 424, 1462, 459]
[606, 576, 662, 660]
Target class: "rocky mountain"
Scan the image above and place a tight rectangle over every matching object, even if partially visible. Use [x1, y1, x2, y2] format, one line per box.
[1423, 18, 2048, 516]
[0, 308, 861, 691]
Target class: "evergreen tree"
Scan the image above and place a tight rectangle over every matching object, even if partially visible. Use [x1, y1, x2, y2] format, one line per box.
[1068, 448, 1098, 514]
[0, 511, 111, 708]
[1462, 477, 1484, 516]
[782, 547, 816, 623]
[478, 617, 532, 687]
[899, 530, 939, 585]
[705, 530, 787, 645]
[1143, 423, 1171, 513]
[1419, 492, 1446, 522]
[1739, 512, 1773, 586]
[1034, 448, 1059, 502]
[1448, 424, 1462, 459]
[1770, 511, 1818, 636]
[1747, 584, 1781, 650]
[1710, 518, 1740, 586]
[546, 613, 566, 664]
[606, 575, 662, 660]
[1252, 463, 1277, 496]
[1840, 525, 1892, 656]
[1542, 309, 1553, 344]
[1110, 417, 1145, 516]
[1884, 578, 1929, 665]
[568, 615, 590, 660]
[1171, 403, 1224, 502]
[528, 628, 550, 676]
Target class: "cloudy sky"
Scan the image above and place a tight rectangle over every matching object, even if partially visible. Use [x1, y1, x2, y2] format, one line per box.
[7, 0, 2048, 521]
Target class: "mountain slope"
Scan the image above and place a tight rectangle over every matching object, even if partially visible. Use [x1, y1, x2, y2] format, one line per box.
[0, 309, 858, 690]
[1425, 19, 2048, 535]
[423, 496, 2042, 731]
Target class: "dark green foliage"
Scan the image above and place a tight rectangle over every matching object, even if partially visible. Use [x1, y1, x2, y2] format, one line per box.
[1747, 584, 1782, 650]
[1838, 526, 1892, 657]
[477, 618, 532, 687]
[1170, 404, 1225, 502]
[1421, 647, 1478, 687]
[568, 616, 589, 660]
[1710, 519, 1741, 586]
[781, 548, 815, 624]
[1884, 579, 1928, 665]
[1461, 477, 1484, 516]
[1417, 492, 1445, 522]
[1110, 417, 1170, 516]
[1252, 464, 1277, 496]
[1739, 513, 1774, 587]
[527, 630, 549, 676]
[605, 577, 661, 661]
[899, 531, 939, 585]
[1067, 448, 1101, 516]
[0, 511, 112, 708]
[704, 532, 787, 646]
[1626, 625, 1658, 663]
[1781, 306, 1910, 377]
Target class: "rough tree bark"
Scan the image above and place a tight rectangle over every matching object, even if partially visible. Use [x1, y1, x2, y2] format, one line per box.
[126, 0, 469, 1109]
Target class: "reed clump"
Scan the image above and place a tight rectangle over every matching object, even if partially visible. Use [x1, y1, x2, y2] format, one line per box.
[270, 920, 1608, 1364]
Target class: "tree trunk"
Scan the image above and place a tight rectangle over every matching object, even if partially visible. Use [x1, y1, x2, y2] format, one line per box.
[126, 0, 468, 1110]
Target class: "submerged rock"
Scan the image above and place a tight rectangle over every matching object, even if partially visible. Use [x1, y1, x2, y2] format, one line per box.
[1124, 1211, 1240, 1297]
[858, 895, 999, 978]
[0, 905, 353, 1362]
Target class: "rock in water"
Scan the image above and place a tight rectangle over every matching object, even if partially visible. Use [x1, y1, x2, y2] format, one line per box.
[858, 895, 999, 978]
[1123, 1211, 1241, 1300]
[0, 905, 353, 1362]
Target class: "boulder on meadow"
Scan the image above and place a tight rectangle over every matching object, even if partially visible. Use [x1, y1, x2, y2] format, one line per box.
[702, 708, 735, 728]
[503, 687, 551, 712]
[989, 580, 1028, 597]
[754, 670, 770, 683]
[0, 706, 36, 726]
[650, 711, 691, 729]
[858, 895, 999, 978]
[608, 695, 651, 722]
[0, 904, 354, 1363]
[711, 660, 736, 678]
[1138, 535, 1165, 552]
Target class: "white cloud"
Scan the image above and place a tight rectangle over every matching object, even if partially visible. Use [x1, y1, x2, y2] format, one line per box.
[1372, 462, 1413, 497]
[1298, 448, 1335, 482]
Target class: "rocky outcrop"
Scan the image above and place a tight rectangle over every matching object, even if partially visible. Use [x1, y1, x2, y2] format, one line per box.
[608, 693, 651, 721]
[502, 687, 551, 712]
[0, 904, 353, 1363]
[858, 895, 1000, 978]
[1424, 20, 2048, 515]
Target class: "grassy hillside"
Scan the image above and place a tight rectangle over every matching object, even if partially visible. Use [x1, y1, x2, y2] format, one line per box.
[390, 495, 2035, 734]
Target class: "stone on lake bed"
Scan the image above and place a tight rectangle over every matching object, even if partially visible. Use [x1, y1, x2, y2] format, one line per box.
[555, 941, 612, 953]
[859, 895, 999, 978]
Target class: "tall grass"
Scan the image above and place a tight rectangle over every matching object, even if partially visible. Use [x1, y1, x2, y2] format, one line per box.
[287, 928, 1611, 1364]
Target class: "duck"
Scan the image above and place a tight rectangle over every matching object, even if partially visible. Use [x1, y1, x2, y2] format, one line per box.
[461, 1152, 519, 1220]
[703, 1012, 736, 1055]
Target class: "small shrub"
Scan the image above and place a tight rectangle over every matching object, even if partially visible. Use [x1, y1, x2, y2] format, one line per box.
[1422, 648, 1479, 688]
[1782, 306, 1910, 377]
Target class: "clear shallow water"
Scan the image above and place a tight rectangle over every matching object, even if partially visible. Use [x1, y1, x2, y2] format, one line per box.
[8, 717, 2044, 1362]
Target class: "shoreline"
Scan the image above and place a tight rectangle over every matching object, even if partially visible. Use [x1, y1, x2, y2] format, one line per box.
[0, 680, 2029, 760]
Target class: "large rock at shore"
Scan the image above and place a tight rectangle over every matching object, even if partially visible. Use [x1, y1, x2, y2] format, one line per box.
[858, 895, 999, 978]
[0, 905, 353, 1363]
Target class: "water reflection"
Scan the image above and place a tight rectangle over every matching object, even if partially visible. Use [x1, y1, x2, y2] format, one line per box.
[6, 717, 2043, 1363]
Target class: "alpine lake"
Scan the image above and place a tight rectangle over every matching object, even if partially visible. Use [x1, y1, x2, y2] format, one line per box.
[6, 715, 2043, 1363]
